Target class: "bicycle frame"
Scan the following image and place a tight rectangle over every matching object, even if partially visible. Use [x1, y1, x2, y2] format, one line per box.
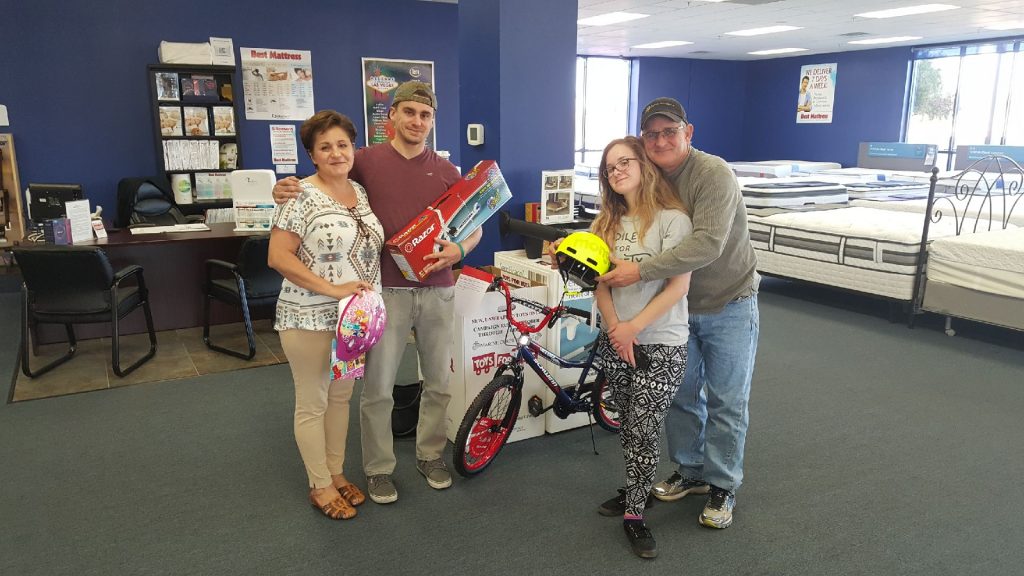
[490, 279, 601, 416]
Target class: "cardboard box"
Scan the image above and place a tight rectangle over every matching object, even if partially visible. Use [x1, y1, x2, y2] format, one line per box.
[492, 250, 601, 433]
[445, 160, 513, 243]
[387, 161, 513, 282]
[448, 266, 546, 444]
[386, 210, 447, 282]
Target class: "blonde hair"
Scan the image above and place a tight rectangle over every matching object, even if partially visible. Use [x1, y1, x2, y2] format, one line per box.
[590, 136, 687, 248]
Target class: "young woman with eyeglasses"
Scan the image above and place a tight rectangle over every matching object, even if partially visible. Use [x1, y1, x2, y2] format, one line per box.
[589, 135, 693, 559]
[267, 110, 383, 520]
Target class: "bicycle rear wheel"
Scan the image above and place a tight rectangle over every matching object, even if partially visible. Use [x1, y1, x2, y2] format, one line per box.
[453, 375, 522, 477]
[592, 371, 621, 433]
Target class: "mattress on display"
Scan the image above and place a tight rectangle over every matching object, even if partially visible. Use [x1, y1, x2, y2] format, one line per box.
[740, 180, 848, 211]
[843, 180, 932, 200]
[750, 160, 843, 174]
[850, 194, 1024, 227]
[747, 207, 977, 300]
[927, 227, 1024, 299]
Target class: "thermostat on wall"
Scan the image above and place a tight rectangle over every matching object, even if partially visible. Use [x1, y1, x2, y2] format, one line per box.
[467, 123, 484, 146]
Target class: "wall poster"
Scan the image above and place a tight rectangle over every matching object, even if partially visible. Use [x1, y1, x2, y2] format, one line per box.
[796, 63, 837, 124]
[240, 47, 315, 121]
[361, 57, 435, 149]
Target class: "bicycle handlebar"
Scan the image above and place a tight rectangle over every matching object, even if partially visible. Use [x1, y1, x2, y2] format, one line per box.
[492, 277, 566, 335]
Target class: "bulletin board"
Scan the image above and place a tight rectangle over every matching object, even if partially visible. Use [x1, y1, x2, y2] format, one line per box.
[0, 133, 26, 245]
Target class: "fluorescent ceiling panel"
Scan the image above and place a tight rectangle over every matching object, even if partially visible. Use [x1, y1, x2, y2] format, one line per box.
[578, 12, 649, 26]
[748, 47, 808, 55]
[855, 4, 959, 19]
[726, 25, 803, 36]
[632, 40, 694, 48]
[848, 36, 923, 44]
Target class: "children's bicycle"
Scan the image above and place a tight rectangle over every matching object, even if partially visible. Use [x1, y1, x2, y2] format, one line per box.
[452, 277, 621, 477]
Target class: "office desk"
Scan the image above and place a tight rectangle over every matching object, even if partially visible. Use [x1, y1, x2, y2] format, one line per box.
[39, 223, 269, 343]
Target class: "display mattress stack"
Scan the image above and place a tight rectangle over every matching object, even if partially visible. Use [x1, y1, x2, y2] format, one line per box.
[739, 180, 848, 216]
[850, 194, 1024, 227]
[843, 180, 932, 200]
[729, 162, 793, 178]
[751, 160, 843, 175]
[747, 207, 972, 300]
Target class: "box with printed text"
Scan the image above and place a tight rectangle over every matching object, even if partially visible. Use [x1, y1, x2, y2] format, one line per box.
[386, 160, 512, 282]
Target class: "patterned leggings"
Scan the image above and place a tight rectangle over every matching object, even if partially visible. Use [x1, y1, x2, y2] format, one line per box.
[599, 332, 687, 517]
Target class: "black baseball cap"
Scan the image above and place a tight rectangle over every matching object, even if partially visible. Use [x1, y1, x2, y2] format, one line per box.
[641, 97, 688, 129]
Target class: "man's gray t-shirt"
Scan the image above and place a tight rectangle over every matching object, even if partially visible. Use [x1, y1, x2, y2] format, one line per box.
[609, 209, 693, 346]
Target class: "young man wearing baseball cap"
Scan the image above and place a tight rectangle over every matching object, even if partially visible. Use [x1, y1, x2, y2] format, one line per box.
[273, 81, 482, 505]
[598, 96, 760, 530]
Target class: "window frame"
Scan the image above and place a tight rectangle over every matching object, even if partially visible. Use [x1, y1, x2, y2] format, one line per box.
[903, 38, 1024, 171]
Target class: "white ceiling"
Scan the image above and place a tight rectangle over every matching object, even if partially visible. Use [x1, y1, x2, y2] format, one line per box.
[422, 0, 1024, 60]
[580, 0, 1024, 59]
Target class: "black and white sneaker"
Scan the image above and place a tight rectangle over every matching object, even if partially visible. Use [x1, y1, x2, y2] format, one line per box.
[623, 520, 657, 559]
[699, 485, 736, 529]
[598, 488, 655, 516]
[651, 471, 710, 502]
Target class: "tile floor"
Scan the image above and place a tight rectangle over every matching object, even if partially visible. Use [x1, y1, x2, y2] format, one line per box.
[11, 320, 286, 402]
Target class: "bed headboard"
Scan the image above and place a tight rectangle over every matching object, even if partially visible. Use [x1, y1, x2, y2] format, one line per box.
[924, 154, 1023, 236]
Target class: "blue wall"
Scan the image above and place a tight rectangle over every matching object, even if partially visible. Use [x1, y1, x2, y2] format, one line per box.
[740, 47, 911, 166]
[0, 0, 459, 218]
[633, 57, 748, 161]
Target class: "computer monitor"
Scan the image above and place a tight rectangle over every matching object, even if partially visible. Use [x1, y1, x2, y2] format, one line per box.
[27, 183, 84, 221]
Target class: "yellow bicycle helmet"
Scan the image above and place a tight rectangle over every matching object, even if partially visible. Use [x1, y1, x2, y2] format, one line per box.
[555, 231, 611, 290]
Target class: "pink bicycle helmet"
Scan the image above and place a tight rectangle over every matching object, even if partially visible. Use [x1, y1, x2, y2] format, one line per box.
[335, 290, 388, 362]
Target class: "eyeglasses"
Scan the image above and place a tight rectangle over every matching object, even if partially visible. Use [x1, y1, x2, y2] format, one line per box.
[641, 126, 682, 142]
[604, 157, 638, 177]
[346, 205, 371, 239]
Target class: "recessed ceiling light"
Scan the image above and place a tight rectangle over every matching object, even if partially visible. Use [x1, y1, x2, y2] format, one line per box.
[984, 22, 1024, 31]
[855, 4, 959, 19]
[578, 11, 649, 27]
[726, 25, 803, 37]
[848, 36, 923, 45]
[632, 41, 694, 49]
[748, 48, 809, 55]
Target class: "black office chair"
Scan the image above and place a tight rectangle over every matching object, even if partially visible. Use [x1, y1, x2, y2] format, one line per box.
[14, 246, 157, 378]
[115, 177, 201, 229]
[203, 236, 282, 360]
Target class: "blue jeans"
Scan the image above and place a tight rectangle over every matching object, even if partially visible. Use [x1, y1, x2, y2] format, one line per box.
[665, 294, 759, 493]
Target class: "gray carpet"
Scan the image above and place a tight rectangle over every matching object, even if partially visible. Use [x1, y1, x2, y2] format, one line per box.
[2, 280, 1023, 576]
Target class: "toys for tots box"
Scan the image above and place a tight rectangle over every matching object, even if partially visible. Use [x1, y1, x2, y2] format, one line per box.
[447, 267, 546, 444]
[492, 250, 601, 434]
[387, 160, 512, 282]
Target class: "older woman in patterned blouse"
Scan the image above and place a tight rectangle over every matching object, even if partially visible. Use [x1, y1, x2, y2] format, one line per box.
[268, 110, 384, 520]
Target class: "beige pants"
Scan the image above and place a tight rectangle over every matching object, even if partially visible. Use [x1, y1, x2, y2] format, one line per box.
[279, 329, 355, 489]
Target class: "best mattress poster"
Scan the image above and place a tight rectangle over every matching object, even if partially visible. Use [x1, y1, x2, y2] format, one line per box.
[240, 47, 315, 121]
[362, 58, 435, 149]
[796, 63, 837, 124]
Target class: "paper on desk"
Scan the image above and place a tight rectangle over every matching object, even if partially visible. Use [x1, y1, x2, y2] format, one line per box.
[65, 199, 93, 244]
[129, 223, 211, 235]
[0, 104, 9, 126]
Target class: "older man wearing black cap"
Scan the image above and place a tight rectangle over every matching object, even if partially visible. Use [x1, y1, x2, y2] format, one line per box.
[272, 81, 483, 505]
[598, 97, 760, 530]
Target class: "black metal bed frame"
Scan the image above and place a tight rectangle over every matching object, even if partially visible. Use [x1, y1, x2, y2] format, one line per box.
[909, 153, 1024, 328]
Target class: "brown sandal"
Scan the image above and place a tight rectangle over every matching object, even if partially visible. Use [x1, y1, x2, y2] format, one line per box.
[337, 483, 366, 507]
[309, 491, 356, 520]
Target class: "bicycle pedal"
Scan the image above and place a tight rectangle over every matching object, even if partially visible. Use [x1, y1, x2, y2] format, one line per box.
[527, 395, 545, 417]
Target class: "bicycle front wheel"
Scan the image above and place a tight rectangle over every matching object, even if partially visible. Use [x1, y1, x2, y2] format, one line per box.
[453, 375, 521, 477]
[592, 371, 621, 433]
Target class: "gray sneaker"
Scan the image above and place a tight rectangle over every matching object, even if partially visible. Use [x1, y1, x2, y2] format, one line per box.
[367, 474, 398, 504]
[652, 471, 710, 502]
[699, 485, 736, 529]
[417, 458, 453, 490]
